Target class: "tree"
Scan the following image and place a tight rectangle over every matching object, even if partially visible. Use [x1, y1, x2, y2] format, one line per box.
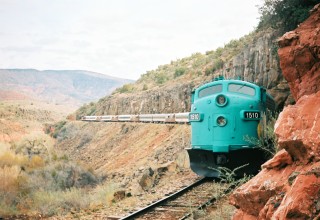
[258, 0, 319, 33]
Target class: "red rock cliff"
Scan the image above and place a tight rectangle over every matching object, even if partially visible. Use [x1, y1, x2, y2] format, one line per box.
[229, 4, 320, 219]
[277, 4, 320, 101]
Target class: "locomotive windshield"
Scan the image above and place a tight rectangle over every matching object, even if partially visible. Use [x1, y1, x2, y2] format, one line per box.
[228, 83, 255, 96]
[198, 84, 222, 98]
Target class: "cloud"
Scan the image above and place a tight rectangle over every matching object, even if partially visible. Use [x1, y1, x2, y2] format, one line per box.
[0, 0, 261, 80]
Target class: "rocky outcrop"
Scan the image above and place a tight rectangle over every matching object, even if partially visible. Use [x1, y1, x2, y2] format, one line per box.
[222, 31, 293, 108]
[230, 159, 320, 219]
[230, 4, 320, 219]
[89, 29, 292, 116]
[277, 4, 320, 101]
[275, 91, 320, 164]
[96, 83, 194, 115]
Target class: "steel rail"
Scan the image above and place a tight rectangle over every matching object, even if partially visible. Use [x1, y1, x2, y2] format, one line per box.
[120, 177, 209, 220]
[179, 182, 236, 220]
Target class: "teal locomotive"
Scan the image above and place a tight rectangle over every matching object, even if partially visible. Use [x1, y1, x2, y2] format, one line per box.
[187, 77, 275, 177]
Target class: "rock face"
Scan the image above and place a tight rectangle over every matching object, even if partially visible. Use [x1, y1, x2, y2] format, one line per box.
[275, 91, 320, 164]
[222, 31, 292, 108]
[83, 28, 293, 116]
[96, 83, 194, 115]
[277, 4, 320, 101]
[230, 4, 320, 219]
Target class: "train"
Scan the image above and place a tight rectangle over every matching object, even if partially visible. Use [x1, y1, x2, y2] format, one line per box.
[81, 78, 275, 178]
[81, 112, 190, 123]
[187, 77, 275, 177]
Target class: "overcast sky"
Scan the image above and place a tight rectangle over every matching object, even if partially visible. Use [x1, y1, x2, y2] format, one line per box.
[0, 0, 262, 80]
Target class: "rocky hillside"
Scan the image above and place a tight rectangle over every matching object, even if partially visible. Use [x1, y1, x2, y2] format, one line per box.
[230, 4, 320, 219]
[75, 28, 294, 118]
[0, 69, 133, 106]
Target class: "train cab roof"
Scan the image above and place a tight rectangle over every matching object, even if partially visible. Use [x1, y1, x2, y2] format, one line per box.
[194, 79, 261, 100]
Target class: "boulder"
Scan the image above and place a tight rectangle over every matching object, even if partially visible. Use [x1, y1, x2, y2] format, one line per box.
[229, 166, 294, 217]
[273, 163, 320, 219]
[230, 162, 320, 219]
[138, 167, 156, 191]
[261, 149, 293, 170]
[274, 91, 320, 164]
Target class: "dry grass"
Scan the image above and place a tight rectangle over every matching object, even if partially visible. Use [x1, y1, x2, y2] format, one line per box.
[0, 151, 28, 167]
[0, 100, 104, 217]
[30, 188, 90, 216]
[0, 165, 22, 194]
[205, 197, 236, 220]
[0, 146, 106, 217]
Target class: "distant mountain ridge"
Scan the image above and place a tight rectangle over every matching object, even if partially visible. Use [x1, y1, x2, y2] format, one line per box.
[0, 69, 134, 106]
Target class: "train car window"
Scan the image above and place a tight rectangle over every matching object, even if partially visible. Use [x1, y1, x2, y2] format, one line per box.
[228, 84, 255, 96]
[198, 84, 222, 98]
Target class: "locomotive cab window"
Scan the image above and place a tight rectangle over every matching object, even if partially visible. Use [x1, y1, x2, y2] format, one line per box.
[228, 84, 255, 96]
[198, 84, 222, 98]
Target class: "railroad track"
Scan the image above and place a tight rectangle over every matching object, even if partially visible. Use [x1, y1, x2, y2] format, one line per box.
[118, 177, 234, 220]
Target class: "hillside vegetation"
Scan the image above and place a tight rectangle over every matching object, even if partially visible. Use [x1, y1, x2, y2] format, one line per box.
[0, 101, 106, 217]
[113, 33, 256, 95]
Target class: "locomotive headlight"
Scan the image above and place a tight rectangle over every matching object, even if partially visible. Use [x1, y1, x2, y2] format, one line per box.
[217, 116, 227, 126]
[216, 94, 227, 106]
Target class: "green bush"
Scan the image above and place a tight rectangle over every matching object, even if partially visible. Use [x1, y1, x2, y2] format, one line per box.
[155, 73, 168, 84]
[258, 0, 319, 33]
[205, 66, 215, 76]
[174, 68, 186, 78]
[244, 111, 279, 157]
[142, 84, 148, 91]
[117, 84, 134, 93]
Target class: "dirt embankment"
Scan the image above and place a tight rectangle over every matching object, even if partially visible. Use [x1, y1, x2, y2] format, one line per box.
[55, 121, 194, 192]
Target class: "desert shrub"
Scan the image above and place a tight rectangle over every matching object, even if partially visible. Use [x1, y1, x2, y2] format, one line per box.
[213, 58, 224, 71]
[12, 133, 54, 161]
[31, 188, 90, 216]
[117, 83, 134, 93]
[204, 58, 224, 75]
[0, 151, 28, 168]
[90, 183, 117, 207]
[0, 165, 29, 215]
[205, 66, 215, 76]
[0, 143, 103, 217]
[0, 200, 19, 216]
[27, 161, 98, 191]
[155, 73, 169, 84]
[28, 155, 45, 169]
[142, 84, 148, 91]
[78, 133, 92, 148]
[174, 68, 186, 78]
[75, 102, 97, 119]
[244, 111, 279, 157]
[51, 120, 67, 138]
[0, 165, 21, 193]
